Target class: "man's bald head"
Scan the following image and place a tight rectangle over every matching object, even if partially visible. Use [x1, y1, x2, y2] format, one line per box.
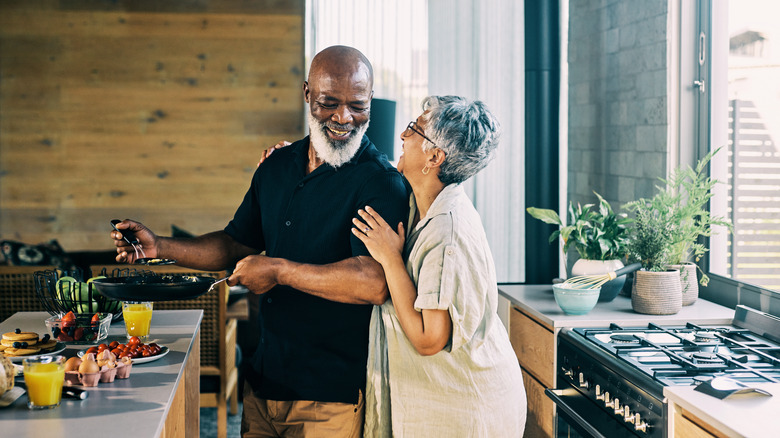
[303, 46, 374, 168]
[308, 46, 374, 90]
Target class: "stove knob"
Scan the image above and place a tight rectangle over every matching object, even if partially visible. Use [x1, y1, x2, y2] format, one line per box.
[612, 398, 621, 414]
[623, 406, 632, 422]
[564, 368, 574, 378]
[578, 372, 589, 389]
[634, 414, 649, 432]
[602, 391, 611, 406]
[594, 384, 603, 400]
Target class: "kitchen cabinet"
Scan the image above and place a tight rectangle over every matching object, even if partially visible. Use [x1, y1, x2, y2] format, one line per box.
[509, 306, 556, 437]
[0, 310, 202, 438]
[499, 284, 735, 438]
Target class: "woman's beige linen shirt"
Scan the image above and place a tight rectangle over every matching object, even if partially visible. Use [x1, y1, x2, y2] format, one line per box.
[364, 183, 527, 437]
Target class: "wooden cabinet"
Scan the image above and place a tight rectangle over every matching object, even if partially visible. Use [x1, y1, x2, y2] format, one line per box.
[670, 403, 725, 438]
[510, 305, 556, 438]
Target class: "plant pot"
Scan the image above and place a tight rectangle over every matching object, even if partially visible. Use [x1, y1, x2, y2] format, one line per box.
[570, 259, 626, 302]
[631, 269, 682, 315]
[669, 263, 698, 306]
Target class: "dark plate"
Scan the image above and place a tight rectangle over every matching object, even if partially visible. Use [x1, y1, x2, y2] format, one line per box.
[91, 275, 216, 301]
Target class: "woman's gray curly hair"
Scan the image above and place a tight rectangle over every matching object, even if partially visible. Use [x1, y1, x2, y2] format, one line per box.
[420, 96, 500, 185]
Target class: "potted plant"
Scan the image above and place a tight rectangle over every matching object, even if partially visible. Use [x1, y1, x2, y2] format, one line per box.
[662, 148, 732, 304]
[633, 148, 732, 305]
[527, 192, 632, 302]
[623, 200, 682, 315]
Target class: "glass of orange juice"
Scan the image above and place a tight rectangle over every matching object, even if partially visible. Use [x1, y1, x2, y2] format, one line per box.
[122, 301, 153, 341]
[23, 355, 66, 409]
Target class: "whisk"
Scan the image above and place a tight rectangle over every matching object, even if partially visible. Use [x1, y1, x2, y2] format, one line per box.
[562, 263, 642, 290]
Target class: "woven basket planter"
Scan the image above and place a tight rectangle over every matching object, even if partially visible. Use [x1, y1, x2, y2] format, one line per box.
[631, 269, 682, 315]
[669, 263, 699, 306]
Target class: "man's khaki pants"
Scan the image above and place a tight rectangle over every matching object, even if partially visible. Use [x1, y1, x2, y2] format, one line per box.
[241, 383, 365, 438]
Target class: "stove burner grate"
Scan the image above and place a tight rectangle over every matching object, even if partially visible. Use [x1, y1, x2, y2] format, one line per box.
[610, 334, 638, 343]
[689, 352, 724, 364]
[693, 331, 718, 342]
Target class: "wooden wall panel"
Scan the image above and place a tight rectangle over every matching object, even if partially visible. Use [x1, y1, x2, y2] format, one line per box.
[0, 1, 305, 251]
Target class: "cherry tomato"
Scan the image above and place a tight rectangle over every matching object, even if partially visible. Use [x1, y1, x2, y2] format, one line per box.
[128, 336, 141, 346]
[109, 341, 119, 349]
[86, 347, 98, 355]
[111, 347, 123, 356]
[119, 352, 131, 358]
[142, 350, 152, 357]
[98, 343, 108, 351]
[149, 343, 159, 349]
[117, 343, 126, 350]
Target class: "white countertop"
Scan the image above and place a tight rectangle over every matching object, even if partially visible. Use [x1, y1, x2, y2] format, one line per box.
[665, 383, 780, 437]
[498, 284, 735, 328]
[0, 310, 202, 438]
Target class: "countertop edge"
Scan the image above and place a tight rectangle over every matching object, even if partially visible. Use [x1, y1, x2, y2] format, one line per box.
[664, 383, 780, 437]
[498, 284, 735, 327]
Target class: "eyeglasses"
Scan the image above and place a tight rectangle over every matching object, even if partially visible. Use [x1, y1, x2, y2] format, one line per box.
[403, 121, 436, 146]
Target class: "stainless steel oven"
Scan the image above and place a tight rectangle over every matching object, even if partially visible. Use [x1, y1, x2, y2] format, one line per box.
[545, 305, 780, 438]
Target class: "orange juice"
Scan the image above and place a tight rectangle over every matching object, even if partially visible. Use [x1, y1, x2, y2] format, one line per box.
[23, 357, 65, 409]
[123, 301, 153, 340]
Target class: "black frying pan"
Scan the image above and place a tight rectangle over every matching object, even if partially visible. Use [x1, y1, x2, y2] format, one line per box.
[91, 275, 216, 301]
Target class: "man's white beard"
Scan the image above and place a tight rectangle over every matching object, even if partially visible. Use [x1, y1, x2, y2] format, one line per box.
[307, 112, 369, 168]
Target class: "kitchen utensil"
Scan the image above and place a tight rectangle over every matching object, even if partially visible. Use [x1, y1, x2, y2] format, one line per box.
[207, 275, 230, 294]
[552, 284, 600, 315]
[562, 262, 642, 289]
[90, 275, 217, 301]
[110, 220, 177, 266]
[134, 258, 177, 266]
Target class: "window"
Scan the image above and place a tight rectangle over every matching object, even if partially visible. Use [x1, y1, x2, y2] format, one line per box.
[707, 1, 780, 294]
[693, 0, 780, 309]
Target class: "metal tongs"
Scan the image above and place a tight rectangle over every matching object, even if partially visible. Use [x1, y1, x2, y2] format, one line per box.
[110, 219, 177, 265]
[207, 276, 230, 293]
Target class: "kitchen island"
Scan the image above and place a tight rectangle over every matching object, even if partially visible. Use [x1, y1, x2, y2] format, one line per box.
[0, 310, 202, 438]
[499, 284, 735, 438]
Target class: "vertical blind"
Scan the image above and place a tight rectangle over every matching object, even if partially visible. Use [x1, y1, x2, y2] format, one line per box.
[306, 0, 429, 160]
[307, 0, 525, 282]
[428, 0, 525, 282]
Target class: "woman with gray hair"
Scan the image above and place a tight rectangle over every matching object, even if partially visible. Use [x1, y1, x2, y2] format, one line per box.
[353, 96, 527, 437]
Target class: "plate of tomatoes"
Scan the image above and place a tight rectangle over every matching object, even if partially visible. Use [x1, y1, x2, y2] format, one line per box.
[78, 337, 168, 364]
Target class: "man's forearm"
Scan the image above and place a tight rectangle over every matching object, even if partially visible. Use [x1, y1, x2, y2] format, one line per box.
[277, 255, 389, 305]
[158, 231, 256, 271]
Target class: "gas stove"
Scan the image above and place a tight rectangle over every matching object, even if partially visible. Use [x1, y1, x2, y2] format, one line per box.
[549, 305, 780, 438]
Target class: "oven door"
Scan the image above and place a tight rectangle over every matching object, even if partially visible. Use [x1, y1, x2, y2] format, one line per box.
[545, 387, 640, 438]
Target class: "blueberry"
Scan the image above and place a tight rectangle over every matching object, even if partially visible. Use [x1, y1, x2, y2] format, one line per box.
[41, 334, 51, 342]
[52, 327, 61, 337]
[12, 341, 20, 348]
[20, 342, 28, 348]
[14, 328, 20, 334]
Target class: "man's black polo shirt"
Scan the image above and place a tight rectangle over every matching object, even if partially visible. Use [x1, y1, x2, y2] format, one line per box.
[224, 135, 409, 404]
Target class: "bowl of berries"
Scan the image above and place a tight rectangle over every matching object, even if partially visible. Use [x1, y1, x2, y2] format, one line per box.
[45, 311, 112, 344]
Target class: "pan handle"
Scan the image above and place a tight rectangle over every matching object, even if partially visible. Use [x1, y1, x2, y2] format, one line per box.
[614, 262, 642, 278]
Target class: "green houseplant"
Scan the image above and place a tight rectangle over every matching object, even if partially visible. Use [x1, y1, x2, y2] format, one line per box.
[626, 147, 732, 305]
[527, 192, 632, 302]
[623, 200, 682, 315]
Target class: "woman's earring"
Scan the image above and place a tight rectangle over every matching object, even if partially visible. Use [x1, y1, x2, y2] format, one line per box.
[421, 166, 430, 175]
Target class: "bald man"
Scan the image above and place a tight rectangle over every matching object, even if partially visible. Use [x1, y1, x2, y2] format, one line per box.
[110, 46, 409, 437]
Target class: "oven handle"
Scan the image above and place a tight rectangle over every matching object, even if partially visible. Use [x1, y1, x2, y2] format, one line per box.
[545, 388, 609, 438]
